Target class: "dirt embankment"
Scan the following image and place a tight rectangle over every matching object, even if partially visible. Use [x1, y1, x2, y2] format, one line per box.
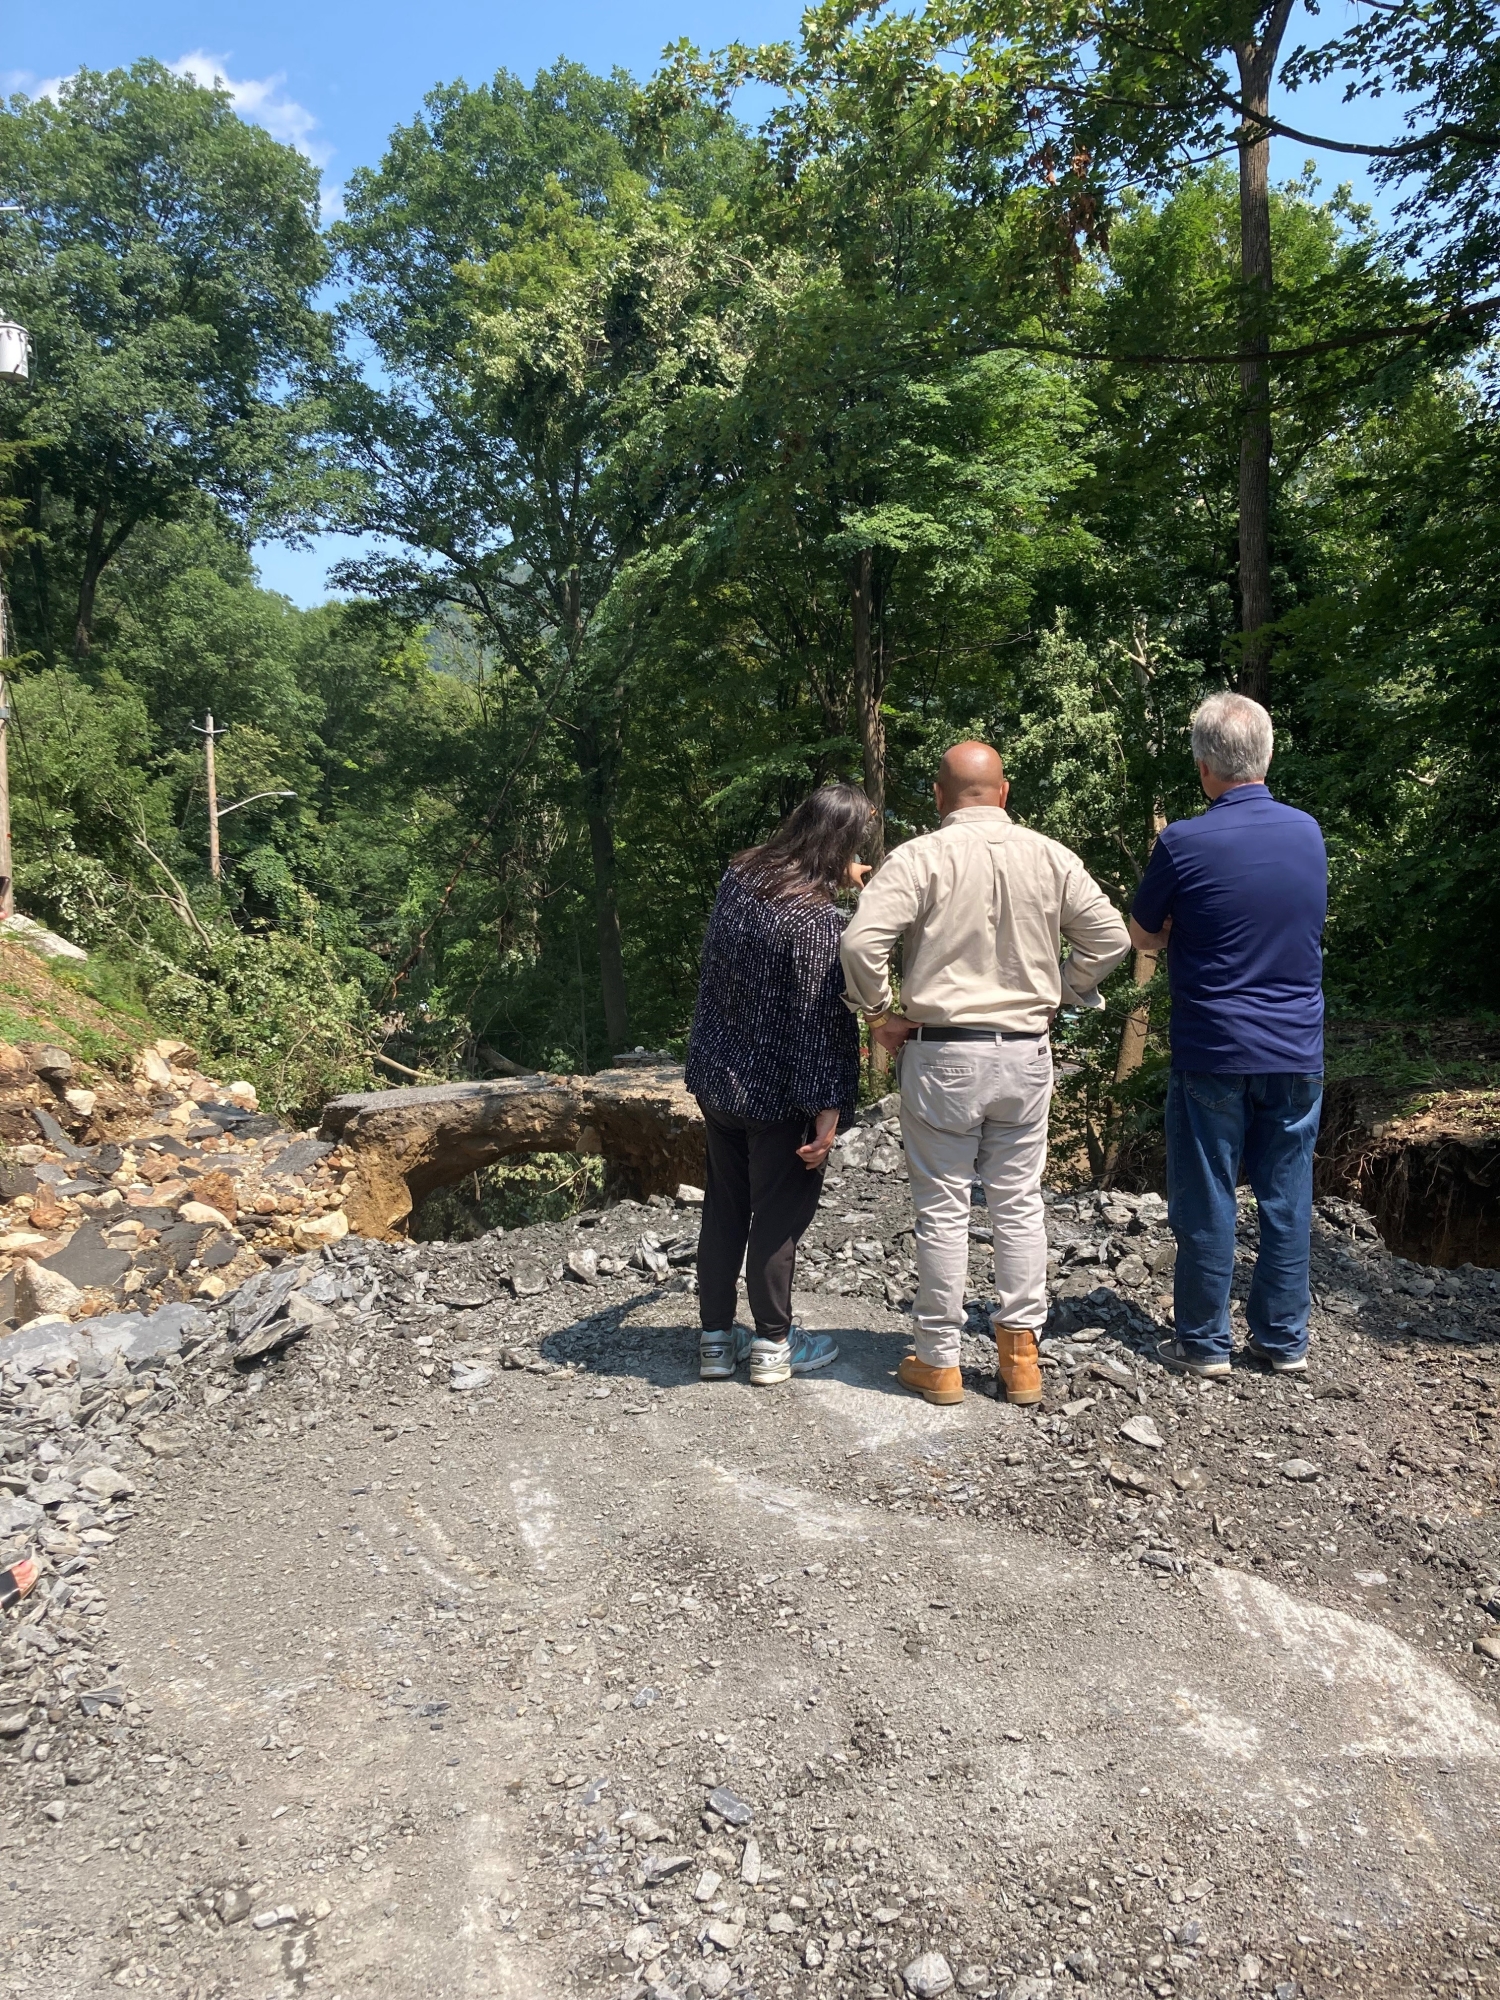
[1316, 1022, 1500, 1268]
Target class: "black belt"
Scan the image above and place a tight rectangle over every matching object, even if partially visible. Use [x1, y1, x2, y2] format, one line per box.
[916, 1025, 1045, 1043]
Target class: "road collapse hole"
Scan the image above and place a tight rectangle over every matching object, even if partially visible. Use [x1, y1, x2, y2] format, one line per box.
[1316, 1081, 1500, 1268]
[410, 1150, 605, 1242]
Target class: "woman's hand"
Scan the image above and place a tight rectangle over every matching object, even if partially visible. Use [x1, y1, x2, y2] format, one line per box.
[844, 858, 872, 890]
[797, 1108, 841, 1171]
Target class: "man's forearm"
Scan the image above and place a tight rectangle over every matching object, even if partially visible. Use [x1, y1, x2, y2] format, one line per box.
[1059, 898, 1132, 1006]
[838, 917, 898, 1015]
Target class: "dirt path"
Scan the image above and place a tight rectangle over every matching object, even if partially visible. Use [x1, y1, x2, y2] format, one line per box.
[9, 1274, 1499, 2000]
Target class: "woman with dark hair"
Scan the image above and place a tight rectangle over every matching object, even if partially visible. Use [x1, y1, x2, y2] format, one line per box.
[685, 782, 874, 1385]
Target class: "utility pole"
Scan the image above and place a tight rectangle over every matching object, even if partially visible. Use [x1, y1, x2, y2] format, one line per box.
[191, 713, 229, 881]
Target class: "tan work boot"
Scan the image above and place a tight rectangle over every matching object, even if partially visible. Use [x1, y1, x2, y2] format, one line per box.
[993, 1322, 1043, 1405]
[897, 1355, 965, 1406]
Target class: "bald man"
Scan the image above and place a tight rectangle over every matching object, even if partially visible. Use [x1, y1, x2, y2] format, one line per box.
[841, 743, 1130, 1406]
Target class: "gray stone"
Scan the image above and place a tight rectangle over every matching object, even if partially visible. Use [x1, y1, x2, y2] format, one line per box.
[264, 1137, 334, 1179]
[632, 1237, 670, 1279]
[644, 1852, 692, 1884]
[77, 1685, 125, 1717]
[1119, 1413, 1165, 1451]
[77, 1465, 134, 1500]
[30, 1107, 84, 1157]
[1278, 1457, 1322, 1482]
[41, 1222, 130, 1295]
[1113, 1254, 1149, 1287]
[450, 1361, 493, 1393]
[0, 1711, 29, 1737]
[282, 1291, 338, 1332]
[126, 1302, 205, 1369]
[1064, 1946, 1100, 1980]
[565, 1247, 599, 1285]
[706, 1785, 753, 1826]
[509, 1260, 548, 1297]
[1087, 1356, 1137, 1390]
[228, 1263, 304, 1340]
[903, 1952, 955, 1997]
[0, 1496, 42, 1536]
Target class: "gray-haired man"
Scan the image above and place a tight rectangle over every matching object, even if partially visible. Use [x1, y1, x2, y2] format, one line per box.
[1129, 692, 1328, 1378]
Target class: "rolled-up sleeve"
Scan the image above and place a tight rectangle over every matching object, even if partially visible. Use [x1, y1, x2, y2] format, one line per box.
[1058, 864, 1132, 1010]
[840, 850, 924, 1014]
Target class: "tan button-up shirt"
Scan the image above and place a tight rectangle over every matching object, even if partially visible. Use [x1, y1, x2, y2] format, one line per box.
[840, 807, 1131, 1032]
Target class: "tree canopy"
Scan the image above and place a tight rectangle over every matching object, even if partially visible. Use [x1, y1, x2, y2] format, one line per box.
[0, 20, 1492, 1131]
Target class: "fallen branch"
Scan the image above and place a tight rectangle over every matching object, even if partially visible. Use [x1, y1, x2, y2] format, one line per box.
[128, 825, 213, 948]
[371, 1050, 441, 1082]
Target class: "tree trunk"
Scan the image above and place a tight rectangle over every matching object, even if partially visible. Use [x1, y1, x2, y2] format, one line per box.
[1234, 2, 1292, 708]
[72, 506, 133, 659]
[850, 548, 886, 863]
[1102, 803, 1167, 1184]
[577, 719, 630, 1056]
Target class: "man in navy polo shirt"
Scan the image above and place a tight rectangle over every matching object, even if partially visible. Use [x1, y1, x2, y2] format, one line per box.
[1129, 691, 1327, 1377]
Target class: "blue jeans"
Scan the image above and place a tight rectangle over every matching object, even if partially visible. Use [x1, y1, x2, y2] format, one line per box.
[1165, 1070, 1323, 1363]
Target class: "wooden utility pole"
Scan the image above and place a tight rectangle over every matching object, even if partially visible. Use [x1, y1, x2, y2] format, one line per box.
[191, 713, 229, 881]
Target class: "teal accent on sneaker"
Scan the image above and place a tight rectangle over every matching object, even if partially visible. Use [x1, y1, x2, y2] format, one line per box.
[750, 1324, 839, 1385]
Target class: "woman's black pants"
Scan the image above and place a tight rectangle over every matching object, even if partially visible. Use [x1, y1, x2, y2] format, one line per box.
[696, 1103, 826, 1341]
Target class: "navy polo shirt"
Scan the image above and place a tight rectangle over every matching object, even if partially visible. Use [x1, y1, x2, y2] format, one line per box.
[1131, 784, 1327, 1073]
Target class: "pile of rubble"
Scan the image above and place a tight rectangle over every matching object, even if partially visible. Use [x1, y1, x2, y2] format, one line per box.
[0, 1036, 356, 1340]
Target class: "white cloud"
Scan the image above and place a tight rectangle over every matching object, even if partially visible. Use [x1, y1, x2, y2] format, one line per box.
[6, 54, 342, 227]
[1, 70, 71, 102]
[171, 52, 342, 222]
[171, 51, 333, 170]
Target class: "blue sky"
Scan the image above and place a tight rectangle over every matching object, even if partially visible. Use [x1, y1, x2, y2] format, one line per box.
[13, 3, 1411, 606]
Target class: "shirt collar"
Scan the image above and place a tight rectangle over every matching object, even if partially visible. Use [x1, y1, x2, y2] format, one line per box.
[1207, 783, 1269, 811]
[941, 805, 1013, 828]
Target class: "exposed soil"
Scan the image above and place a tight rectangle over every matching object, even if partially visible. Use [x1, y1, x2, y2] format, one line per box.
[1316, 1021, 1500, 1270]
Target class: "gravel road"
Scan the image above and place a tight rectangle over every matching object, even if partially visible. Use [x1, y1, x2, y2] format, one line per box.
[3, 1163, 1499, 2000]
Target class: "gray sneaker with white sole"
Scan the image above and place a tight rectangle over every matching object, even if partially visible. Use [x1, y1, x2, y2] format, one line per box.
[699, 1325, 755, 1380]
[749, 1325, 839, 1386]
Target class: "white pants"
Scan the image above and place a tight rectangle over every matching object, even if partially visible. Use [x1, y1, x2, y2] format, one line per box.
[899, 1034, 1053, 1368]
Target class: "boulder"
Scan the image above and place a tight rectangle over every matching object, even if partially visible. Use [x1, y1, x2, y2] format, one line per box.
[135, 1048, 173, 1091]
[293, 1208, 349, 1249]
[14, 1259, 82, 1326]
[320, 1067, 707, 1239]
[178, 1201, 232, 1230]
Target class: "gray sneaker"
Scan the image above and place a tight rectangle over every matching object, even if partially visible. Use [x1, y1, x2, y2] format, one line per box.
[1243, 1340, 1309, 1374]
[749, 1325, 839, 1386]
[699, 1325, 754, 1381]
[1155, 1337, 1231, 1380]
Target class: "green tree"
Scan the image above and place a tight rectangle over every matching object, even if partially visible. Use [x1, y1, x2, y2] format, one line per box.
[0, 60, 329, 660]
[331, 62, 755, 1052]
